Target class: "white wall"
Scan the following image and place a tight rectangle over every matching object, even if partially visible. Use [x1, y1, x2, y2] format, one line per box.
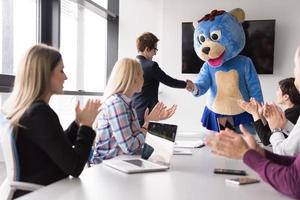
[120, 0, 300, 133]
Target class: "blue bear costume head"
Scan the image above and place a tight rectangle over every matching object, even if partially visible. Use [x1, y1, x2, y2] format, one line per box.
[194, 8, 245, 67]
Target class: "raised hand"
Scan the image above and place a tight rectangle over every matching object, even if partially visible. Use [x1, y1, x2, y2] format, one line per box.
[239, 125, 256, 149]
[255, 100, 267, 125]
[144, 102, 164, 123]
[238, 98, 256, 115]
[238, 98, 263, 121]
[239, 124, 265, 156]
[159, 104, 177, 120]
[262, 103, 287, 131]
[144, 102, 177, 123]
[186, 80, 195, 92]
[75, 99, 101, 127]
[256, 99, 264, 116]
[204, 128, 250, 160]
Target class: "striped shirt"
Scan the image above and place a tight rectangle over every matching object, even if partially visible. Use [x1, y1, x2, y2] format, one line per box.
[91, 94, 145, 164]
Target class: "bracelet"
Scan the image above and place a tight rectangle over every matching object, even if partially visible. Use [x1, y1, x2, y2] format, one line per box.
[141, 126, 148, 131]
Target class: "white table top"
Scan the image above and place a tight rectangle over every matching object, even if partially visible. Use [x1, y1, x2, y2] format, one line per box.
[18, 144, 290, 200]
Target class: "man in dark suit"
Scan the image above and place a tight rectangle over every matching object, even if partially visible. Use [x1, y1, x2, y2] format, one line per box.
[132, 32, 194, 125]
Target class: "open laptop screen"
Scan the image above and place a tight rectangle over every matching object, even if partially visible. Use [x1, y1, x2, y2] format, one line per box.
[147, 122, 177, 142]
[141, 122, 177, 166]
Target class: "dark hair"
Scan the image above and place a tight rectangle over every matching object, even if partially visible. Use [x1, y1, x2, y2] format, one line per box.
[136, 32, 159, 52]
[279, 77, 300, 105]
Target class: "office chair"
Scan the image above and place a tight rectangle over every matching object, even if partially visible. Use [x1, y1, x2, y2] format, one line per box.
[0, 113, 43, 200]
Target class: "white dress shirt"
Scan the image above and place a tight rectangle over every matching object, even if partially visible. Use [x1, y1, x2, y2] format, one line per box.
[270, 118, 300, 156]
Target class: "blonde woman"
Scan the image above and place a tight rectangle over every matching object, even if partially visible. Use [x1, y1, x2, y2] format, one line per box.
[91, 58, 176, 164]
[2, 44, 101, 198]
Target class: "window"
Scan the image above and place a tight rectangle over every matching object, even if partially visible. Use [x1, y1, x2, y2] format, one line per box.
[0, 0, 117, 159]
[0, 0, 37, 109]
[56, 0, 116, 128]
[49, 94, 101, 128]
[49, 95, 78, 128]
[0, 0, 118, 129]
[60, 0, 107, 93]
[0, 0, 37, 75]
[91, 0, 107, 9]
[12, 0, 37, 74]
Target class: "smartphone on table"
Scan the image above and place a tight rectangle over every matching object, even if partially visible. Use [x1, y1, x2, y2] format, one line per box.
[214, 168, 247, 176]
[225, 177, 260, 185]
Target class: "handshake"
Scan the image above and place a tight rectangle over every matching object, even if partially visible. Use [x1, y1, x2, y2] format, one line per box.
[185, 80, 195, 92]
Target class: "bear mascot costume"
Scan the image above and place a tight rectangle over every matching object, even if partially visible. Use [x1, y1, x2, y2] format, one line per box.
[192, 8, 263, 132]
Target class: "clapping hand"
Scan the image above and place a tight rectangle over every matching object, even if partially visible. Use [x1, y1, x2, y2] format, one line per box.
[238, 98, 258, 115]
[262, 103, 287, 131]
[238, 98, 262, 121]
[159, 104, 177, 120]
[204, 127, 250, 159]
[204, 125, 264, 160]
[75, 99, 101, 127]
[144, 102, 177, 123]
[239, 125, 258, 150]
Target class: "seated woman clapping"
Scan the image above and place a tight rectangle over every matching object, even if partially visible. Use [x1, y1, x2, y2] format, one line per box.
[2, 44, 101, 198]
[90, 58, 177, 164]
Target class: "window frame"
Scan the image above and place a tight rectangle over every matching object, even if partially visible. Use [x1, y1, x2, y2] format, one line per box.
[0, 0, 119, 96]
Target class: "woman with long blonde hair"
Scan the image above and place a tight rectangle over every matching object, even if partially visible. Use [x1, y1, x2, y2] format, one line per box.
[2, 44, 101, 198]
[91, 58, 176, 164]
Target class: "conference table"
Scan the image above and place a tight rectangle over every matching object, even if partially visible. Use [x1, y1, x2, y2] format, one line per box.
[18, 134, 291, 200]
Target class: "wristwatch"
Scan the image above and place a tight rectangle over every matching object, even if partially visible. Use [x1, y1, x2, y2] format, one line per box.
[271, 128, 283, 133]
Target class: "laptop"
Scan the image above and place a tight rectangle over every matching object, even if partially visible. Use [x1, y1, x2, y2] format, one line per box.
[103, 122, 177, 173]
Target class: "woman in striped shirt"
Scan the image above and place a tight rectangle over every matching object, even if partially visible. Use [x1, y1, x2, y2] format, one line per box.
[91, 58, 176, 164]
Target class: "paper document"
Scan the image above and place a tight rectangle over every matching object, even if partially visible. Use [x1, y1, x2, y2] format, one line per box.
[174, 140, 204, 148]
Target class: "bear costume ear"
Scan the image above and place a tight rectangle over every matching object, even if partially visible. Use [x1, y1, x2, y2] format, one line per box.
[193, 21, 198, 28]
[229, 8, 245, 23]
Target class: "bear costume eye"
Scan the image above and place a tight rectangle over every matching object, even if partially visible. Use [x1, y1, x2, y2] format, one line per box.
[210, 30, 221, 41]
[198, 34, 206, 44]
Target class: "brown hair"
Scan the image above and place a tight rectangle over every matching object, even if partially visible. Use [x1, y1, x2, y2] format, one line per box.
[136, 32, 159, 52]
[279, 77, 300, 105]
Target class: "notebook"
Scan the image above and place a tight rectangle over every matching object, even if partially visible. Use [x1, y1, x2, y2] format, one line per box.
[103, 122, 177, 173]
